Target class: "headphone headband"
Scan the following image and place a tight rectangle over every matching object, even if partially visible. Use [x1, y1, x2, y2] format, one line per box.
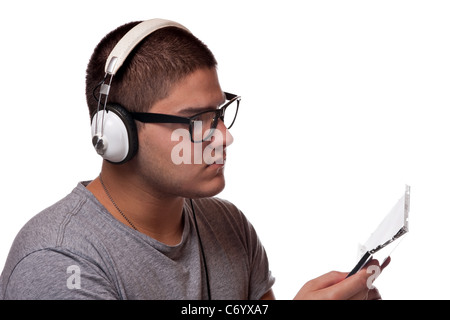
[92, 18, 190, 163]
[105, 19, 190, 75]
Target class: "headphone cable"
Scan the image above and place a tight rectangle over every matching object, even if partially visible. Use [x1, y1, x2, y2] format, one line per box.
[189, 198, 211, 300]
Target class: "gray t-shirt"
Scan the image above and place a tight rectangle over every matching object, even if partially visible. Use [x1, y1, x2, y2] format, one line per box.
[0, 182, 274, 300]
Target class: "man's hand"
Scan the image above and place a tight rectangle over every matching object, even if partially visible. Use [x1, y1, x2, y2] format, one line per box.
[294, 257, 390, 300]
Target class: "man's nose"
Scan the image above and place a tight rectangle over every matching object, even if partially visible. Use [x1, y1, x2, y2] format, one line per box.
[211, 119, 234, 147]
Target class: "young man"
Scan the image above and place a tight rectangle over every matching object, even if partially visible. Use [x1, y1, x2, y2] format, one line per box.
[0, 19, 385, 300]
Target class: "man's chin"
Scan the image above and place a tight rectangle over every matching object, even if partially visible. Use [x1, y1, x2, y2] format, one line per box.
[187, 177, 226, 199]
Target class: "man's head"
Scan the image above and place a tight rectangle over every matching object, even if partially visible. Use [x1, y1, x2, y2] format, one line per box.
[86, 20, 235, 198]
[86, 20, 217, 118]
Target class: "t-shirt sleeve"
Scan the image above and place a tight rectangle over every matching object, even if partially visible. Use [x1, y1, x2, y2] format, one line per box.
[242, 215, 276, 300]
[2, 249, 119, 300]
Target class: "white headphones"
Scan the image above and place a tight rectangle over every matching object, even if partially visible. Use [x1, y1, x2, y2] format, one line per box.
[91, 19, 190, 164]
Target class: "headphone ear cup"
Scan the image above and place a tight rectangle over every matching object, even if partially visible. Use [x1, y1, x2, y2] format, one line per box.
[108, 103, 139, 164]
[90, 103, 138, 164]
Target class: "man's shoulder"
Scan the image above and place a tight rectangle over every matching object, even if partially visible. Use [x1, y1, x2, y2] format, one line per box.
[2, 183, 101, 275]
[16, 183, 92, 246]
[193, 197, 242, 217]
[194, 196, 238, 208]
[191, 196, 251, 233]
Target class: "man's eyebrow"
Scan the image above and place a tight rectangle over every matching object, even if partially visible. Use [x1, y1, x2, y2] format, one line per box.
[177, 106, 215, 116]
[177, 100, 226, 116]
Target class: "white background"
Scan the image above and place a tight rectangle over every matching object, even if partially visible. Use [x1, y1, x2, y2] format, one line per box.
[1, 0, 449, 300]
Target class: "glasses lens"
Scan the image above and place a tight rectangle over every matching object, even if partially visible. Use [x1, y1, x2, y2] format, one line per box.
[223, 99, 239, 129]
[189, 96, 240, 142]
[190, 112, 216, 142]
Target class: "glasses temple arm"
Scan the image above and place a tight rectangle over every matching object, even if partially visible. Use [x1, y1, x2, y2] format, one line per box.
[131, 112, 191, 124]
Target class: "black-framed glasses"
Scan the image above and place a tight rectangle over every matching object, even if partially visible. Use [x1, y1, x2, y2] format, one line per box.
[131, 92, 241, 143]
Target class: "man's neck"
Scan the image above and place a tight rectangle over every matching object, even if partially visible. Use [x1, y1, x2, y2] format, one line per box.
[87, 167, 185, 246]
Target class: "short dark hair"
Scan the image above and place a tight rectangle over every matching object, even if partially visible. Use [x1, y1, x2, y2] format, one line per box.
[85, 21, 217, 118]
